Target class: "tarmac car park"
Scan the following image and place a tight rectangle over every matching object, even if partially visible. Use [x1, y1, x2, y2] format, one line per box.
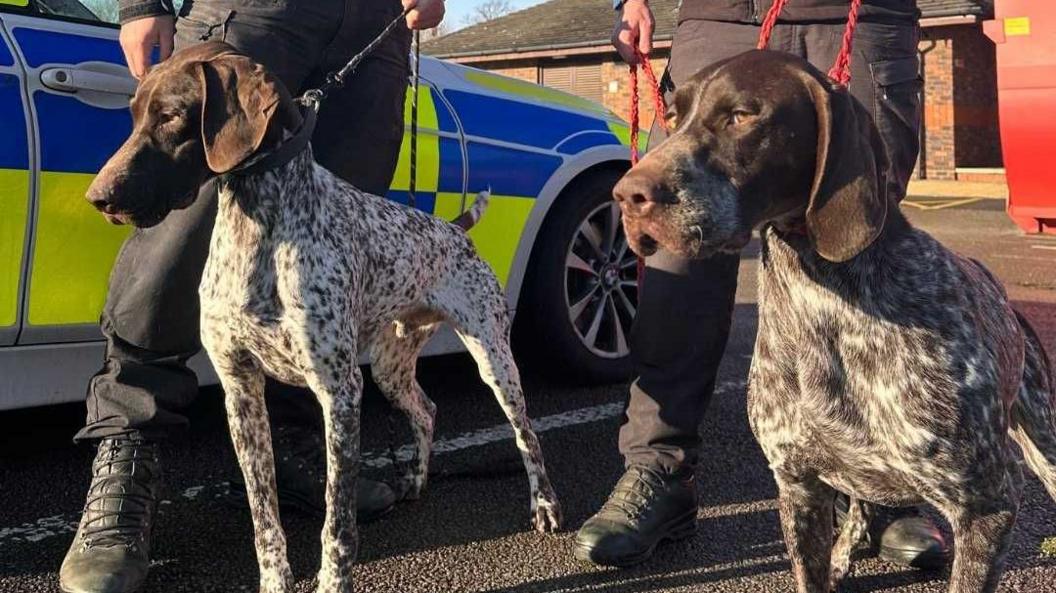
[0, 0, 643, 411]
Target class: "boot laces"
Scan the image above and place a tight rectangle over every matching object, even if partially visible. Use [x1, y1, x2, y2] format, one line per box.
[599, 466, 667, 520]
[80, 438, 158, 549]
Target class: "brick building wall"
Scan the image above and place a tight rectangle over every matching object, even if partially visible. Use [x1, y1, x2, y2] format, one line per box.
[920, 28, 956, 179]
[459, 24, 1000, 180]
[948, 26, 1001, 168]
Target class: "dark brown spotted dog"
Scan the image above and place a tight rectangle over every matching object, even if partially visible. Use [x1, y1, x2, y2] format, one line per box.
[85, 42, 561, 593]
[613, 49, 1056, 593]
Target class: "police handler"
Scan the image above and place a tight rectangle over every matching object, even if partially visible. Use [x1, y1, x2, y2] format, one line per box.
[59, 1, 444, 592]
[574, 0, 950, 570]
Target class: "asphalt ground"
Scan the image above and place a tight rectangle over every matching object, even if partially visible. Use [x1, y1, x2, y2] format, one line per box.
[2, 197, 1055, 593]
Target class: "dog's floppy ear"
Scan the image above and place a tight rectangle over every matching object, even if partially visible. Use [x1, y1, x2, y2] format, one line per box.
[197, 54, 291, 173]
[804, 79, 889, 262]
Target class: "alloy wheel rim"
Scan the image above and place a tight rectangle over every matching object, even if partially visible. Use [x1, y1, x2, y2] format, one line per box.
[564, 201, 639, 359]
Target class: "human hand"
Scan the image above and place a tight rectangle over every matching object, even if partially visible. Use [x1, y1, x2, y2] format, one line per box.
[119, 15, 176, 79]
[402, 0, 445, 30]
[612, 0, 654, 65]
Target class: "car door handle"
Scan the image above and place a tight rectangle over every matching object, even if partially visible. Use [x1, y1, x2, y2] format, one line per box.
[40, 67, 137, 97]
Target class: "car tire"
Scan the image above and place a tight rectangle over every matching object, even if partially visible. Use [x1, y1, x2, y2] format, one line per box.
[514, 169, 637, 385]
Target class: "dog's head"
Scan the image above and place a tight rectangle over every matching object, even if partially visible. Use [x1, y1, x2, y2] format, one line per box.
[86, 42, 302, 227]
[614, 50, 888, 262]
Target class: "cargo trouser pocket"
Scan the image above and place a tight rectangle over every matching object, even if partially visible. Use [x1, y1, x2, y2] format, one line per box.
[869, 56, 922, 199]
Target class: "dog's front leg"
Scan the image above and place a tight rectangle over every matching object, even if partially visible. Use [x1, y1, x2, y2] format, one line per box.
[214, 349, 293, 593]
[775, 474, 836, 593]
[308, 358, 363, 593]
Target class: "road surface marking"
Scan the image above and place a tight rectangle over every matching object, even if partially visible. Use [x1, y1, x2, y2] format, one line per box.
[0, 515, 78, 545]
[903, 198, 985, 211]
[0, 380, 747, 546]
[363, 380, 745, 469]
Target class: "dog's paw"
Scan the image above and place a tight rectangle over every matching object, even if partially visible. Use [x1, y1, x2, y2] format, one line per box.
[394, 473, 426, 501]
[531, 495, 562, 533]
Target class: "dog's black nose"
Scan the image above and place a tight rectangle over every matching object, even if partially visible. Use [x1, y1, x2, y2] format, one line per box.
[613, 169, 668, 217]
[86, 185, 118, 213]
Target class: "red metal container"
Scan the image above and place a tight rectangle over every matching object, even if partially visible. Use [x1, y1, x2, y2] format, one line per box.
[984, 0, 1056, 235]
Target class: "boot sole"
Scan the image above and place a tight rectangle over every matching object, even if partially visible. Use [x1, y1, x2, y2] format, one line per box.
[573, 510, 697, 568]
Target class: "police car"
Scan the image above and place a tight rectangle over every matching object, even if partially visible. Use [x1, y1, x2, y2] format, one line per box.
[0, 0, 641, 410]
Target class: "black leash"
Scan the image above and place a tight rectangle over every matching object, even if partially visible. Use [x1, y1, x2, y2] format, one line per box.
[408, 29, 421, 209]
[300, 6, 413, 107]
[297, 4, 422, 212]
[226, 7, 422, 183]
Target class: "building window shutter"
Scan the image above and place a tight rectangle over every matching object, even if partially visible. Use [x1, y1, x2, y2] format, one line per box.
[542, 63, 604, 103]
[543, 65, 573, 93]
[572, 64, 603, 103]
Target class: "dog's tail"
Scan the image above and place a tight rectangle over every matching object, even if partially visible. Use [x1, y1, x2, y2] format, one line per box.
[451, 190, 490, 232]
[1009, 309, 1056, 503]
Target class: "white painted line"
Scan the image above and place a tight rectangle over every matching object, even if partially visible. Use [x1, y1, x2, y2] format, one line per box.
[0, 380, 747, 547]
[363, 402, 623, 468]
[363, 380, 745, 469]
[0, 515, 78, 545]
[1031, 245, 1056, 251]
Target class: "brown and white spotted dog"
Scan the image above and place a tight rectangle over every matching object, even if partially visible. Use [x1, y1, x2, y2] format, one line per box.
[614, 50, 1056, 593]
[85, 42, 561, 593]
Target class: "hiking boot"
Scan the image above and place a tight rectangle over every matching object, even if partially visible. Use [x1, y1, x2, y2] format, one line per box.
[835, 494, 948, 570]
[60, 437, 161, 593]
[228, 426, 396, 522]
[574, 465, 697, 567]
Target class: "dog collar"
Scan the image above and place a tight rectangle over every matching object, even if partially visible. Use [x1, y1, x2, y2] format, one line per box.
[222, 101, 317, 180]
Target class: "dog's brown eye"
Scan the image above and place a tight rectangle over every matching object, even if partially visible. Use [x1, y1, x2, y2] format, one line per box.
[665, 112, 679, 129]
[157, 111, 182, 125]
[730, 110, 757, 127]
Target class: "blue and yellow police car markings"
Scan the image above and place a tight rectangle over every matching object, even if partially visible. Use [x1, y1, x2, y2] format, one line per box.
[12, 27, 126, 68]
[461, 69, 613, 119]
[444, 89, 611, 152]
[0, 74, 30, 329]
[431, 87, 459, 134]
[555, 130, 626, 155]
[433, 189, 535, 289]
[606, 120, 648, 153]
[28, 92, 132, 326]
[464, 141, 562, 200]
[461, 141, 562, 287]
[0, 37, 13, 67]
[388, 84, 443, 213]
[12, 27, 134, 326]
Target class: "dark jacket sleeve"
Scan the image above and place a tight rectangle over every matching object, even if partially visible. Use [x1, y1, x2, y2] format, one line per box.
[118, 0, 174, 24]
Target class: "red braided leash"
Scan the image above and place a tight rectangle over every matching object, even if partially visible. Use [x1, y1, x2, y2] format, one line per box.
[629, 49, 669, 165]
[757, 0, 863, 86]
[627, 48, 669, 284]
[827, 0, 863, 86]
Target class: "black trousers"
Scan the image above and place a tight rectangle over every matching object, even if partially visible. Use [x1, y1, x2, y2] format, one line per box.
[619, 19, 923, 473]
[75, 0, 412, 442]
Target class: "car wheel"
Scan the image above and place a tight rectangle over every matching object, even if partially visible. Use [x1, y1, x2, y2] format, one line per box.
[514, 169, 637, 384]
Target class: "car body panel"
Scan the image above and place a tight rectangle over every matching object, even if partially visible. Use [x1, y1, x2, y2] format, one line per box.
[0, 23, 32, 345]
[5, 16, 132, 342]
